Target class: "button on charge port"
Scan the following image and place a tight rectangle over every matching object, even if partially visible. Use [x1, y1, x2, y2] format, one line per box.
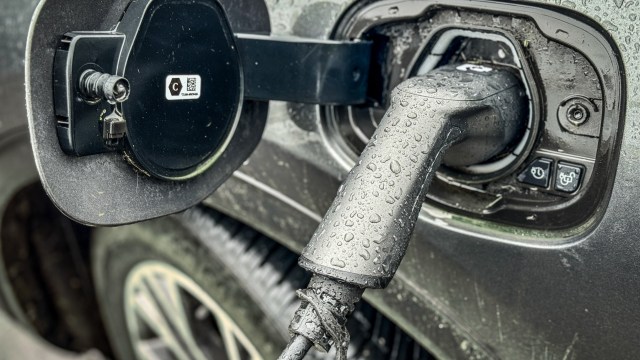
[517, 158, 553, 188]
[555, 162, 584, 193]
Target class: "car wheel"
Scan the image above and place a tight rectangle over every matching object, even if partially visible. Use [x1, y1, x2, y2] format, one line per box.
[91, 207, 309, 360]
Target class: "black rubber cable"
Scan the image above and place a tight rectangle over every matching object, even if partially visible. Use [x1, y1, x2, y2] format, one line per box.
[297, 289, 351, 359]
[278, 335, 313, 360]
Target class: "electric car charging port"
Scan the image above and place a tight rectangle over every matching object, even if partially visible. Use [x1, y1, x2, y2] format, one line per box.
[412, 29, 535, 182]
[324, 0, 624, 233]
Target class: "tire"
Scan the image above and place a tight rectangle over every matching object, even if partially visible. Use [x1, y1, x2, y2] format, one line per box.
[92, 207, 309, 360]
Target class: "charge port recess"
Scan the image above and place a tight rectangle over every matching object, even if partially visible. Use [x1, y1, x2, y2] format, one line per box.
[325, 2, 623, 232]
[414, 29, 535, 181]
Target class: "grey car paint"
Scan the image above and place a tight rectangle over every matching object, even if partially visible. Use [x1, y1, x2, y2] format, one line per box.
[1, 0, 640, 359]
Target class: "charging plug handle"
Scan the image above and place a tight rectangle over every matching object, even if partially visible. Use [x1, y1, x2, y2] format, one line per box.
[280, 64, 527, 359]
[301, 64, 526, 289]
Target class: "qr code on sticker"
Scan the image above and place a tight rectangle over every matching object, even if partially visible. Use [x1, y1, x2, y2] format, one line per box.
[187, 77, 197, 92]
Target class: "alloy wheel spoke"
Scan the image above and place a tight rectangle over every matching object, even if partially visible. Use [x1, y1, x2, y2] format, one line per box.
[125, 261, 264, 360]
[144, 273, 209, 360]
[136, 338, 175, 360]
[132, 281, 191, 360]
[218, 316, 242, 360]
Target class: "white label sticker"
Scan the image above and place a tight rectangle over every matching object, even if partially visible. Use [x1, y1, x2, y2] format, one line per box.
[165, 75, 201, 100]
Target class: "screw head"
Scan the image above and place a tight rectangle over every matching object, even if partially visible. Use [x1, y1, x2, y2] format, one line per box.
[566, 103, 589, 126]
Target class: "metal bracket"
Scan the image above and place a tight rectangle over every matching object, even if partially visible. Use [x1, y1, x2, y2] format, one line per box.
[236, 34, 372, 105]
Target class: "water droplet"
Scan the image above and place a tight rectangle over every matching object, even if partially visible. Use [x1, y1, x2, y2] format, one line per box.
[331, 258, 346, 268]
[407, 112, 417, 119]
[369, 214, 381, 223]
[360, 250, 371, 260]
[394, 188, 403, 200]
[344, 232, 354, 242]
[345, 219, 354, 227]
[367, 163, 377, 171]
[390, 160, 402, 174]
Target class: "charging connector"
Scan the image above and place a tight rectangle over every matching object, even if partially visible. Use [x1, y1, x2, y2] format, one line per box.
[279, 64, 527, 359]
